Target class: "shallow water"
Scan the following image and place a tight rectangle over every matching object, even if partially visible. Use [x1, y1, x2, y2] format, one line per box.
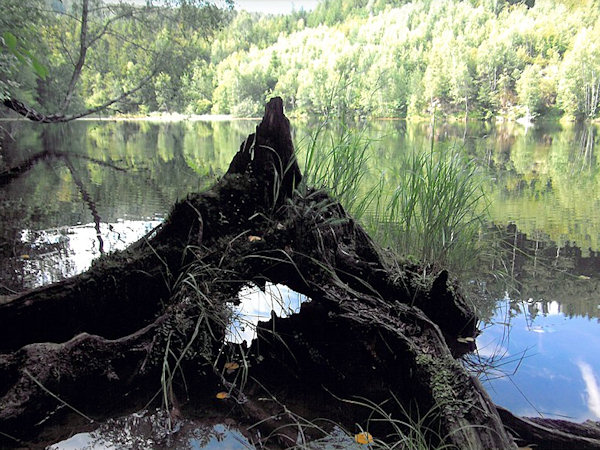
[477, 297, 600, 420]
[48, 410, 255, 449]
[49, 412, 359, 450]
[228, 282, 309, 345]
[1, 118, 599, 424]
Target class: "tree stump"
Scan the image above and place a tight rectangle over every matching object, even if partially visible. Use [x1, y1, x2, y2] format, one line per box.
[0, 97, 527, 448]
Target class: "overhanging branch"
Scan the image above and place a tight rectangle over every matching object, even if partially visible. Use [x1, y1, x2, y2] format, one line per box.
[2, 69, 157, 123]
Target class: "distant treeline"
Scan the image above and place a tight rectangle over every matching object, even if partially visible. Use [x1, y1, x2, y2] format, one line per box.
[2, 0, 600, 120]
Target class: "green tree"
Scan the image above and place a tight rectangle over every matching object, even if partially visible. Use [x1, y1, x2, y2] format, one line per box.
[516, 64, 544, 116]
[558, 26, 600, 119]
[0, 0, 46, 103]
[2, 0, 232, 122]
[181, 59, 214, 114]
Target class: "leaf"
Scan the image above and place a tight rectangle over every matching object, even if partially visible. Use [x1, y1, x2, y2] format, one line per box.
[354, 432, 373, 445]
[248, 235, 262, 242]
[2, 32, 47, 80]
[31, 58, 48, 80]
[20, 254, 30, 260]
[457, 337, 475, 344]
[2, 32, 17, 51]
[224, 362, 239, 371]
[215, 391, 230, 399]
[579, 275, 591, 280]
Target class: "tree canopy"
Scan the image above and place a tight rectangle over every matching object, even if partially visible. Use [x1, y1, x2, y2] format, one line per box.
[2, 0, 600, 120]
[0, 0, 233, 122]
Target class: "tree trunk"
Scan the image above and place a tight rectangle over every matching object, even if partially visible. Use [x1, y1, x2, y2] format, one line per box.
[0, 97, 535, 448]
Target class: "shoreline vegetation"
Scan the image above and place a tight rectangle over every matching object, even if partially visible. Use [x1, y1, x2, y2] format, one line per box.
[3, 0, 600, 124]
[5, 110, 600, 124]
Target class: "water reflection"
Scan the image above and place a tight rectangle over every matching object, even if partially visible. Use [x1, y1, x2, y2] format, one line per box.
[20, 219, 161, 288]
[0, 119, 256, 292]
[48, 413, 360, 450]
[227, 282, 308, 345]
[478, 296, 600, 421]
[474, 224, 600, 420]
[482, 122, 600, 255]
[48, 410, 254, 450]
[2, 118, 600, 423]
[577, 361, 600, 419]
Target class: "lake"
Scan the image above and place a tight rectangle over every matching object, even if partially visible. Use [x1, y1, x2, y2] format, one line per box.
[1, 117, 599, 429]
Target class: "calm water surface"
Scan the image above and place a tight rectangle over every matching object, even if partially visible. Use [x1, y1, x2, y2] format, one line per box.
[1, 118, 599, 428]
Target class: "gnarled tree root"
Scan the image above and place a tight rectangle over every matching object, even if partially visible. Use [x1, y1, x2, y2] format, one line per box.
[0, 97, 533, 448]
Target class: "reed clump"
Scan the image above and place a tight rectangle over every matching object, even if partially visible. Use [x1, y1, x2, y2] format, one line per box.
[298, 122, 488, 275]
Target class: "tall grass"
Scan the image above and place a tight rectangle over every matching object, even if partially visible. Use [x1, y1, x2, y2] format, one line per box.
[370, 149, 487, 273]
[299, 120, 378, 220]
[297, 121, 488, 275]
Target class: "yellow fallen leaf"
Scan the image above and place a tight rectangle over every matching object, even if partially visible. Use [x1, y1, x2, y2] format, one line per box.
[579, 275, 591, 280]
[20, 254, 30, 260]
[354, 431, 373, 445]
[248, 235, 262, 242]
[215, 392, 230, 399]
[224, 362, 240, 372]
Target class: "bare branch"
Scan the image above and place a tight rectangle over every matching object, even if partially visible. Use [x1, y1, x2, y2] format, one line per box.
[57, 34, 76, 67]
[29, 6, 81, 23]
[104, 29, 156, 54]
[87, 8, 141, 48]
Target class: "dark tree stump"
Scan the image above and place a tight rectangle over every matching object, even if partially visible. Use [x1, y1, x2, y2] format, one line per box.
[0, 96, 562, 449]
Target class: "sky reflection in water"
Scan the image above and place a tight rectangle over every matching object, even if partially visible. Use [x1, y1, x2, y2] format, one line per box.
[227, 282, 308, 345]
[49, 412, 254, 449]
[479, 297, 600, 421]
[20, 219, 162, 288]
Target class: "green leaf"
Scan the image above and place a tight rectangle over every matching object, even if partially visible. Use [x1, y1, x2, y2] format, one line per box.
[2, 33, 48, 80]
[2, 32, 17, 51]
[31, 58, 48, 80]
[13, 52, 27, 64]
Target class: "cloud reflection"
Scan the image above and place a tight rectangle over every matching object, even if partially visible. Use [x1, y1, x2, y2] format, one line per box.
[577, 361, 600, 419]
[21, 220, 162, 288]
[226, 283, 308, 345]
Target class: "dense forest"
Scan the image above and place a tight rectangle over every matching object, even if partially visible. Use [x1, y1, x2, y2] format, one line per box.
[2, 0, 600, 121]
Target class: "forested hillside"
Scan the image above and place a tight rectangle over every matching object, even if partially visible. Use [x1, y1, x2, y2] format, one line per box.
[2, 0, 600, 120]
